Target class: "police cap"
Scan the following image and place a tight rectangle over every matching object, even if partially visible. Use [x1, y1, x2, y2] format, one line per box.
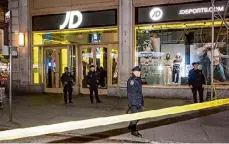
[132, 66, 141, 71]
[192, 62, 200, 66]
[90, 65, 95, 68]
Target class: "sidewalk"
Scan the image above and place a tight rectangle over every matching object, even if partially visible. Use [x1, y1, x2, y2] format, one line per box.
[0, 94, 187, 130]
[0, 95, 229, 143]
[98, 110, 229, 143]
[1, 94, 229, 143]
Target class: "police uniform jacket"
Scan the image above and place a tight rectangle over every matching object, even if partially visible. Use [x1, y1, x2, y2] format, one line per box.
[60, 72, 75, 86]
[188, 69, 206, 86]
[87, 71, 100, 88]
[127, 75, 144, 108]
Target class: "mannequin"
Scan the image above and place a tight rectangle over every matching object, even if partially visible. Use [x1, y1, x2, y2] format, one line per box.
[164, 53, 172, 84]
[172, 53, 182, 84]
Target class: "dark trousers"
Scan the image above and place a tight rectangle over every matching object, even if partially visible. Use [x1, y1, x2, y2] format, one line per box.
[63, 84, 72, 104]
[89, 87, 100, 103]
[172, 68, 180, 83]
[128, 106, 143, 132]
[191, 86, 204, 103]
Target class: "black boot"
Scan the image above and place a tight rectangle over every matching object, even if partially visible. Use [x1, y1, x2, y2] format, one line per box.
[129, 124, 142, 137]
[96, 100, 103, 103]
[128, 125, 133, 130]
[131, 131, 142, 137]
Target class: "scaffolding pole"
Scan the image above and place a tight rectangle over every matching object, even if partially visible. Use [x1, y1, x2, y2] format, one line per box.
[211, 0, 215, 100]
[211, 0, 229, 100]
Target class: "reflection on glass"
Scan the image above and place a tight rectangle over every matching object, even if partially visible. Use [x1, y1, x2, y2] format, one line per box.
[82, 48, 93, 88]
[136, 27, 229, 85]
[45, 49, 56, 88]
[111, 49, 118, 84]
[96, 47, 108, 88]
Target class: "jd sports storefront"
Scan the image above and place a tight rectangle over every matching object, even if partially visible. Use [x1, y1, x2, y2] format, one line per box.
[32, 9, 118, 95]
[134, 1, 229, 98]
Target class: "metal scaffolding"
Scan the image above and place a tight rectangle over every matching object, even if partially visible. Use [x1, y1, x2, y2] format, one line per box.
[211, 0, 229, 100]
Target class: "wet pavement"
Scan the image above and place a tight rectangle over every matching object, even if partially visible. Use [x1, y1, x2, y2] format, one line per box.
[0, 94, 188, 143]
[1, 94, 228, 143]
[0, 94, 187, 129]
[96, 110, 229, 143]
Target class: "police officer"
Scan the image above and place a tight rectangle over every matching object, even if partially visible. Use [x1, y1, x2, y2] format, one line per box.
[127, 66, 144, 137]
[60, 67, 75, 104]
[188, 62, 206, 103]
[87, 65, 102, 104]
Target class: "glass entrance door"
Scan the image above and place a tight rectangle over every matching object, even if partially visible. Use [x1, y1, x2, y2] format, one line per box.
[44, 47, 68, 93]
[80, 45, 108, 94]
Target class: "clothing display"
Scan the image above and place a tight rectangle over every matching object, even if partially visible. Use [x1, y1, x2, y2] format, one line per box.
[164, 62, 172, 84]
[172, 55, 182, 84]
[163, 54, 172, 84]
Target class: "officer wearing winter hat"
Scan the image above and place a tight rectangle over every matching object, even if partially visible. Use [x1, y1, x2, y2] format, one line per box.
[188, 62, 206, 103]
[127, 66, 144, 137]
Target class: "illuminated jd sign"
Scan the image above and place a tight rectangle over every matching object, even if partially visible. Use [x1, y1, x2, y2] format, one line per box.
[149, 7, 163, 21]
[59, 11, 83, 29]
[179, 6, 224, 15]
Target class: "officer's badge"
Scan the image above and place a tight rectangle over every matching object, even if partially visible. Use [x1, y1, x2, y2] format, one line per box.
[130, 80, 134, 85]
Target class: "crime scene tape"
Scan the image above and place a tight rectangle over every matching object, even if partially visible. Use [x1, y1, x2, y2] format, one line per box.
[0, 98, 229, 141]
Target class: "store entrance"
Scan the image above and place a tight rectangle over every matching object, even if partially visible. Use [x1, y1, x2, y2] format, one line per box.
[80, 45, 109, 95]
[44, 47, 68, 93]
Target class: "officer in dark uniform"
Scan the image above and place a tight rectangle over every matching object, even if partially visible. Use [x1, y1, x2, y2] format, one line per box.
[60, 67, 75, 104]
[127, 66, 144, 137]
[87, 65, 102, 104]
[188, 62, 206, 103]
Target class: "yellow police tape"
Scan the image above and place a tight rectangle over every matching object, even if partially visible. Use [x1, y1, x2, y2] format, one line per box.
[0, 98, 229, 141]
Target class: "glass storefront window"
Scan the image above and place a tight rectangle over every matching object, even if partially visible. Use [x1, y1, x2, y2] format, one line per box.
[70, 46, 76, 80]
[111, 48, 118, 85]
[44, 48, 68, 88]
[81, 48, 93, 88]
[80, 45, 118, 88]
[81, 47, 109, 88]
[135, 26, 229, 85]
[96, 47, 108, 88]
[32, 28, 118, 87]
[44, 49, 56, 88]
[59, 48, 68, 88]
[33, 47, 39, 84]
